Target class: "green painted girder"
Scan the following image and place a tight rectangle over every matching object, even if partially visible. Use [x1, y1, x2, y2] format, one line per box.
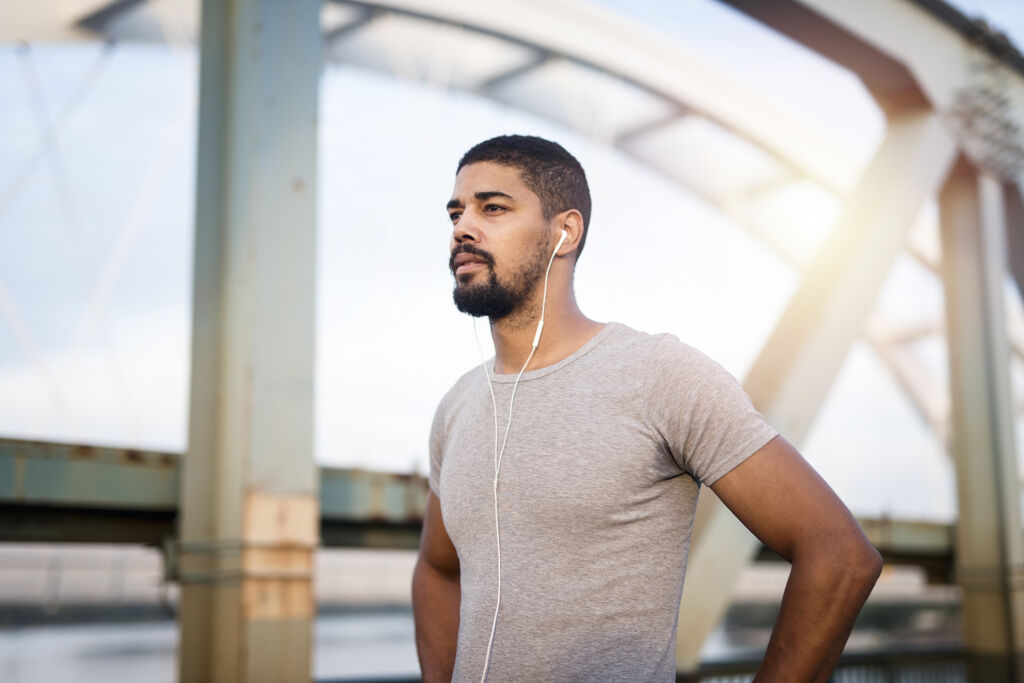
[0, 437, 179, 509]
[0, 437, 428, 548]
[0, 437, 951, 571]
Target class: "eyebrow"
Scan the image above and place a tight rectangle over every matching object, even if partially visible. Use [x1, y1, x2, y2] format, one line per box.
[446, 190, 515, 211]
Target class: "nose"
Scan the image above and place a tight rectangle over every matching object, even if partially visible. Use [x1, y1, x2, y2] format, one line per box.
[452, 213, 480, 247]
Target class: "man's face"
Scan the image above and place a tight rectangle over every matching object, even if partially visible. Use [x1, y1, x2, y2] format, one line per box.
[447, 162, 552, 320]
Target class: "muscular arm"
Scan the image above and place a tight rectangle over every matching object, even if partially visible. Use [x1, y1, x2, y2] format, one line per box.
[710, 435, 882, 682]
[412, 491, 461, 682]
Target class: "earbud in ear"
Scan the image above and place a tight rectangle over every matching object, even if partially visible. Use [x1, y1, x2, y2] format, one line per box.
[553, 229, 568, 256]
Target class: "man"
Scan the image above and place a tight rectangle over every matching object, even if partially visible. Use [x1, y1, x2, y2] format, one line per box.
[413, 135, 882, 682]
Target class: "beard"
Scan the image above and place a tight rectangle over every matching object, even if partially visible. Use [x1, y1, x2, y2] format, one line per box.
[450, 242, 549, 320]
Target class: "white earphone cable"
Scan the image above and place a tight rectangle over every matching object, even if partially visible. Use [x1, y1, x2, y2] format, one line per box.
[476, 232, 563, 682]
[473, 319, 499, 470]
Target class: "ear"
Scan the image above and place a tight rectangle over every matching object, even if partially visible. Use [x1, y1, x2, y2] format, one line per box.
[555, 209, 585, 258]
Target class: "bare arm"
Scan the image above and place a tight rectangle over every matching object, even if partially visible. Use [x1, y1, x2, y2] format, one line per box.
[710, 435, 883, 682]
[412, 491, 461, 682]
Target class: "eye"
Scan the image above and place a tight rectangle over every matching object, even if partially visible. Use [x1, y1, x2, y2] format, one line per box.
[448, 211, 462, 223]
[484, 204, 507, 213]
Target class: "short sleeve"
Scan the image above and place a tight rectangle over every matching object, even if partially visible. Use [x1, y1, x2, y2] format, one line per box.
[643, 334, 777, 486]
[428, 397, 447, 496]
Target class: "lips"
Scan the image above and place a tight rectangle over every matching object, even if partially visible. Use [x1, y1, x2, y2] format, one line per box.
[451, 250, 491, 276]
[454, 253, 487, 270]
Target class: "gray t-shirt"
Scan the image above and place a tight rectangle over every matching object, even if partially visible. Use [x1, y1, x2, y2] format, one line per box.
[429, 322, 777, 682]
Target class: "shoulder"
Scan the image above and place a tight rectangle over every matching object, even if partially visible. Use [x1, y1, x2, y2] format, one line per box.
[642, 331, 750, 419]
[591, 322, 674, 366]
[603, 323, 710, 358]
[587, 323, 731, 389]
[647, 332, 727, 376]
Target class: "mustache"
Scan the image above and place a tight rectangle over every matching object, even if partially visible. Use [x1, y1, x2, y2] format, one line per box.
[449, 244, 496, 275]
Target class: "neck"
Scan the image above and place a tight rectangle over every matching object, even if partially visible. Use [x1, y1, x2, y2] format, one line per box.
[488, 285, 602, 375]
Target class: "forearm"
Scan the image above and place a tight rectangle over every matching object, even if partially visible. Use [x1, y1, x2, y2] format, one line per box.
[754, 543, 882, 682]
[412, 558, 461, 682]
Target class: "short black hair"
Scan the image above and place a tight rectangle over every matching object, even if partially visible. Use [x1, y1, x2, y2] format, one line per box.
[457, 135, 592, 260]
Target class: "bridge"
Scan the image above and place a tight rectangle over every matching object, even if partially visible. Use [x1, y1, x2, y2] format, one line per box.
[3, 0, 1024, 680]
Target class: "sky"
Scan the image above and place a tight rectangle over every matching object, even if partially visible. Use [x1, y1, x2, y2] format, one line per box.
[0, 0, 1022, 523]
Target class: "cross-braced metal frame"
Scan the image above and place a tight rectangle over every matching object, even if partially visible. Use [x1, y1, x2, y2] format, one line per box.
[3, 0, 1024, 680]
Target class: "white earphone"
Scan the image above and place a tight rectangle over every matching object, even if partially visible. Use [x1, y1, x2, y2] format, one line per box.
[473, 228, 568, 682]
[532, 229, 568, 347]
[555, 228, 569, 252]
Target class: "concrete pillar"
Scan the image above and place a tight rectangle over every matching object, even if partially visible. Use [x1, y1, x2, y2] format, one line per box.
[676, 110, 959, 670]
[177, 0, 321, 681]
[940, 158, 1024, 682]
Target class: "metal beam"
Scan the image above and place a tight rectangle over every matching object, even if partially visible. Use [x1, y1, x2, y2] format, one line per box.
[5, 0, 863, 198]
[865, 322, 950, 448]
[906, 0, 1024, 76]
[0, 437, 955, 572]
[331, 0, 858, 194]
[1005, 183, 1024, 299]
[322, 7, 375, 43]
[745, 111, 958, 451]
[716, 0, 928, 115]
[1, 0, 148, 42]
[939, 158, 1024, 681]
[787, 0, 1024, 181]
[476, 51, 550, 91]
[0, 437, 177, 509]
[614, 108, 690, 146]
[0, 439, 430, 527]
[178, 0, 321, 680]
[787, 0, 1024, 104]
[74, 0, 147, 34]
[0, 503, 174, 545]
[675, 110, 959, 671]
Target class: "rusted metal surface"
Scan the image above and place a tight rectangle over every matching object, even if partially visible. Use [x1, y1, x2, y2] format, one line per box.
[319, 466, 428, 525]
[0, 437, 178, 510]
[0, 438, 429, 549]
[319, 466, 428, 550]
[0, 437, 429, 522]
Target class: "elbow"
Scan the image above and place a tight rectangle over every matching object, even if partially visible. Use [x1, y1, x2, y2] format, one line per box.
[866, 543, 883, 576]
[860, 542, 884, 585]
[837, 537, 883, 593]
[849, 528, 883, 578]
[799, 533, 883, 592]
